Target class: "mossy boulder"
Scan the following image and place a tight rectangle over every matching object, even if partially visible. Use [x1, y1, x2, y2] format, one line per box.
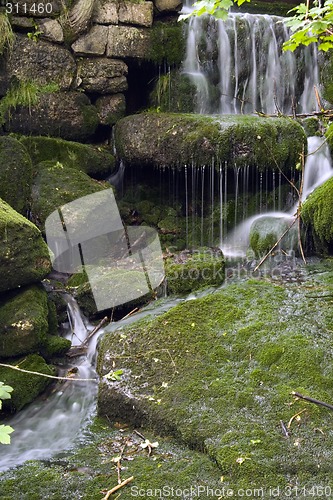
[301, 176, 333, 253]
[0, 354, 55, 413]
[18, 136, 115, 179]
[0, 199, 51, 292]
[4, 92, 99, 142]
[67, 267, 155, 318]
[0, 136, 33, 214]
[249, 215, 298, 257]
[97, 275, 333, 487]
[0, 285, 49, 358]
[115, 112, 306, 170]
[41, 335, 71, 360]
[148, 21, 186, 65]
[31, 161, 109, 229]
[165, 248, 225, 295]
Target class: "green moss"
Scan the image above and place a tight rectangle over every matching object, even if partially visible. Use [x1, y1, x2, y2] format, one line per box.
[97, 274, 333, 485]
[149, 21, 185, 66]
[301, 176, 333, 253]
[0, 199, 51, 292]
[18, 136, 115, 179]
[249, 216, 297, 257]
[115, 112, 306, 170]
[0, 285, 49, 358]
[0, 353, 55, 412]
[0, 136, 33, 214]
[165, 248, 225, 295]
[31, 161, 109, 230]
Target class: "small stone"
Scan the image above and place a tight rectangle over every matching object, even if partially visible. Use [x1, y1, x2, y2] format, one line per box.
[118, 2, 153, 27]
[93, 0, 118, 24]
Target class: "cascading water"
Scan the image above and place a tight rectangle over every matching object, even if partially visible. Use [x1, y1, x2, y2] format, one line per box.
[220, 136, 333, 257]
[0, 296, 99, 472]
[182, 11, 320, 115]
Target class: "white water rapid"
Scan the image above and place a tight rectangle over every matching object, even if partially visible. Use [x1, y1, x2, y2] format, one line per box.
[0, 296, 99, 472]
[182, 11, 320, 115]
[220, 136, 333, 257]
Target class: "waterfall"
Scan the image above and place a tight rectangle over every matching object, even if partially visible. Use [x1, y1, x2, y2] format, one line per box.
[221, 136, 333, 257]
[182, 12, 320, 115]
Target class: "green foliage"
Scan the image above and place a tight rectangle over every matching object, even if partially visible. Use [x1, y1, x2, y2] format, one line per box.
[27, 23, 44, 43]
[0, 13, 14, 55]
[0, 382, 14, 445]
[180, 0, 333, 52]
[284, 0, 333, 52]
[0, 79, 59, 126]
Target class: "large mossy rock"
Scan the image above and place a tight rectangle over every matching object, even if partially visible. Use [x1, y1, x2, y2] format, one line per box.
[0, 199, 51, 292]
[0, 285, 49, 358]
[0, 136, 33, 214]
[301, 176, 333, 253]
[97, 276, 333, 487]
[0, 354, 55, 412]
[0, 35, 75, 96]
[115, 113, 306, 170]
[18, 136, 115, 179]
[4, 92, 99, 142]
[31, 161, 109, 229]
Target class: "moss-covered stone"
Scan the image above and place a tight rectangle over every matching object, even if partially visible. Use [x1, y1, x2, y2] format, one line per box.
[97, 274, 333, 486]
[31, 161, 109, 230]
[0, 285, 49, 358]
[301, 176, 333, 253]
[18, 136, 115, 179]
[115, 112, 306, 170]
[0, 136, 33, 214]
[0, 353, 55, 412]
[165, 248, 225, 294]
[41, 335, 71, 360]
[0, 199, 51, 292]
[325, 121, 333, 154]
[249, 215, 298, 257]
[66, 266, 155, 318]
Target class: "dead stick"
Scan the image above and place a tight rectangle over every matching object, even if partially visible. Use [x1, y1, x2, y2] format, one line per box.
[101, 476, 134, 500]
[292, 391, 333, 411]
[82, 316, 108, 346]
[0, 363, 96, 382]
[280, 420, 290, 438]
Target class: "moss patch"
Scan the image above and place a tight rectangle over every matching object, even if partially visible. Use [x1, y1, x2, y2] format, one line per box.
[97, 273, 333, 486]
[0, 353, 55, 412]
[165, 248, 225, 294]
[115, 112, 306, 170]
[18, 136, 115, 179]
[149, 71, 197, 113]
[0, 136, 33, 214]
[301, 176, 333, 253]
[149, 21, 186, 66]
[0, 198, 51, 292]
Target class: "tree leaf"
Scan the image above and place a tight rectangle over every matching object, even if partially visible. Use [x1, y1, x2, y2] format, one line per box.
[0, 424, 14, 445]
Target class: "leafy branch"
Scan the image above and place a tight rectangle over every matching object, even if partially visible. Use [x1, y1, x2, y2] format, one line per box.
[0, 382, 14, 445]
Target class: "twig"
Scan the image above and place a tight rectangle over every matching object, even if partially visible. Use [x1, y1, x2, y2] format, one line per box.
[297, 146, 307, 264]
[0, 362, 96, 381]
[82, 316, 108, 346]
[253, 217, 298, 272]
[134, 429, 145, 440]
[280, 420, 290, 438]
[287, 408, 307, 429]
[291, 391, 333, 411]
[101, 476, 134, 500]
[120, 308, 139, 321]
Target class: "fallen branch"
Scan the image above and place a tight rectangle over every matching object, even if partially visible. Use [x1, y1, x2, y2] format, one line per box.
[280, 420, 290, 438]
[0, 363, 96, 382]
[101, 476, 134, 500]
[291, 391, 333, 411]
[82, 316, 108, 346]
